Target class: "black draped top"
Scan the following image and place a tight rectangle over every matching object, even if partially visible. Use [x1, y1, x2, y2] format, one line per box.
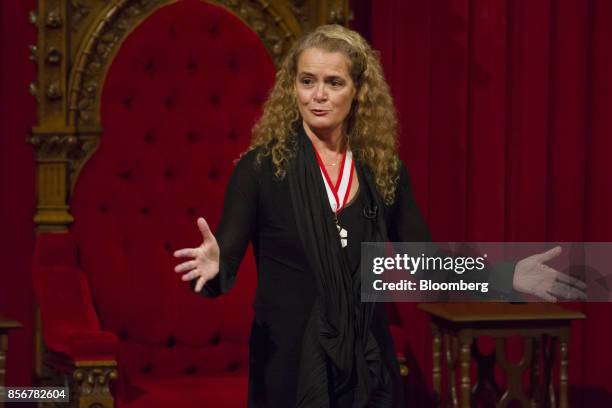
[193, 144, 431, 407]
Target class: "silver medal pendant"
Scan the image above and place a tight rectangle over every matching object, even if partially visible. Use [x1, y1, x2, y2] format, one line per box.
[336, 222, 348, 248]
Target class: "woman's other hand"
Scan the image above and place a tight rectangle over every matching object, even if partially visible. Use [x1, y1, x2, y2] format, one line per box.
[513, 246, 587, 302]
[173, 217, 220, 292]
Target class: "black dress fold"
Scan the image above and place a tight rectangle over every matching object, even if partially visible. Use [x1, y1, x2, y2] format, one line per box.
[287, 124, 393, 408]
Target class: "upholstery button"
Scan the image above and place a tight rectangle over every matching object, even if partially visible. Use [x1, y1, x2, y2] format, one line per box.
[164, 168, 174, 179]
[186, 130, 198, 142]
[187, 58, 198, 74]
[208, 168, 218, 180]
[140, 207, 150, 216]
[227, 362, 241, 372]
[186, 207, 196, 216]
[120, 170, 131, 180]
[144, 131, 155, 143]
[228, 130, 238, 141]
[122, 96, 133, 109]
[163, 242, 172, 253]
[166, 335, 176, 348]
[251, 95, 263, 107]
[209, 24, 219, 38]
[99, 204, 108, 214]
[164, 95, 175, 110]
[141, 364, 153, 374]
[184, 365, 198, 375]
[228, 58, 238, 71]
[209, 94, 220, 106]
[118, 329, 128, 341]
[168, 25, 177, 38]
[144, 59, 156, 74]
[209, 333, 220, 345]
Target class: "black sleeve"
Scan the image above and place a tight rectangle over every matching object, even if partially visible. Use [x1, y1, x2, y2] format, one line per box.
[191, 150, 259, 297]
[385, 161, 519, 299]
[386, 163, 432, 243]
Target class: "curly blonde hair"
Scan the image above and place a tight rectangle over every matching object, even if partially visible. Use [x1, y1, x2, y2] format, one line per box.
[246, 24, 401, 205]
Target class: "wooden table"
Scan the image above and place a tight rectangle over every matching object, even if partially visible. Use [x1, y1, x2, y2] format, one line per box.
[0, 315, 22, 407]
[418, 303, 585, 408]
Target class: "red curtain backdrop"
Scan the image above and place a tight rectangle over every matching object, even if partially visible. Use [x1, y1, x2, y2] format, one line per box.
[0, 0, 37, 389]
[359, 0, 612, 402]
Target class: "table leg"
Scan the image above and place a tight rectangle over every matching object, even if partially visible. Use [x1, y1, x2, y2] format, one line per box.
[445, 333, 459, 407]
[559, 329, 570, 408]
[432, 322, 441, 407]
[459, 331, 472, 408]
[529, 336, 541, 408]
[543, 335, 557, 408]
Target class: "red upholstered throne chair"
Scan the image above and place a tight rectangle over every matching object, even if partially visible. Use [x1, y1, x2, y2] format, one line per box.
[30, 1, 406, 407]
[32, 2, 276, 407]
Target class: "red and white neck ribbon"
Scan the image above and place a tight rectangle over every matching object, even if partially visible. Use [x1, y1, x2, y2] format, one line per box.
[313, 147, 355, 214]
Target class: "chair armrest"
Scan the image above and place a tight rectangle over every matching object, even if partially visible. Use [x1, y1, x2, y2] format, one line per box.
[33, 264, 119, 361]
[59, 329, 119, 361]
[32, 233, 115, 361]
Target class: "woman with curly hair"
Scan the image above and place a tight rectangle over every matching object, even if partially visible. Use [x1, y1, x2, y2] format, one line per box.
[175, 24, 406, 407]
[172, 24, 583, 408]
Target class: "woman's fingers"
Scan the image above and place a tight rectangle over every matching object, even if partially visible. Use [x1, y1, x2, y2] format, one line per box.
[173, 218, 218, 292]
[181, 269, 201, 281]
[554, 270, 587, 290]
[539, 290, 558, 303]
[567, 287, 588, 300]
[194, 275, 206, 292]
[541, 264, 588, 295]
[175, 260, 197, 273]
[197, 217, 215, 242]
[173, 247, 199, 258]
[548, 281, 588, 300]
[535, 246, 562, 263]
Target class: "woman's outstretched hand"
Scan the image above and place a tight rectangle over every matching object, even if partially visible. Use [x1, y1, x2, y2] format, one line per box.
[174, 217, 220, 293]
[513, 246, 587, 302]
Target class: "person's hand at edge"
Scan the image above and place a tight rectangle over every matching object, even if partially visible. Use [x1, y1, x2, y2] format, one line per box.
[513, 246, 587, 302]
[173, 217, 220, 293]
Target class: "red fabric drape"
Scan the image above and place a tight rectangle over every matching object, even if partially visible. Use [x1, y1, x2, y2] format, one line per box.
[0, 0, 37, 388]
[363, 0, 612, 403]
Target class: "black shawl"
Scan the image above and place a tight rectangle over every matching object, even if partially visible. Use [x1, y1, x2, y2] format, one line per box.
[288, 123, 394, 408]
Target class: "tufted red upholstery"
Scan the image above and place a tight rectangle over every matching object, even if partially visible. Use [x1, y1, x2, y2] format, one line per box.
[33, 1, 275, 406]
